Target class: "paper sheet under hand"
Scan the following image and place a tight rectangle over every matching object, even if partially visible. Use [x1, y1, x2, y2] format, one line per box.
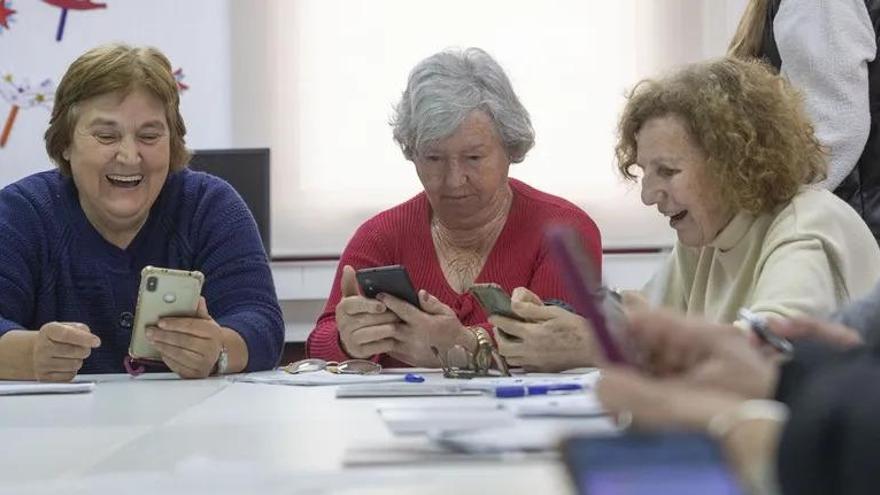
[0, 381, 95, 396]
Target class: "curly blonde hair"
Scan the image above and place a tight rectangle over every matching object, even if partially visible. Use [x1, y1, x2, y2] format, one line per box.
[615, 57, 826, 214]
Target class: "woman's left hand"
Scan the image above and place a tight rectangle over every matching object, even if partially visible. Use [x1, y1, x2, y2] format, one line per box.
[148, 297, 223, 378]
[378, 290, 467, 367]
[489, 287, 598, 372]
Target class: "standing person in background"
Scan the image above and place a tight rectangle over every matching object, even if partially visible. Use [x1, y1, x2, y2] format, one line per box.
[306, 48, 602, 372]
[729, 0, 880, 241]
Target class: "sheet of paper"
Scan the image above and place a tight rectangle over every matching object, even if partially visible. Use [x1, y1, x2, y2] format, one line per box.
[343, 438, 553, 466]
[336, 383, 484, 398]
[504, 393, 606, 418]
[232, 369, 408, 386]
[431, 417, 619, 453]
[378, 406, 516, 435]
[0, 381, 95, 396]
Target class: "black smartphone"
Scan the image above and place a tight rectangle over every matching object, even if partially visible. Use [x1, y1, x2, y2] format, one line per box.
[356, 265, 421, 309]
[562, 432, 745, 495]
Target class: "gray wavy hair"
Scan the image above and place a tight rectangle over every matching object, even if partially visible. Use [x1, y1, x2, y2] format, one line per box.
[391, 47, 535, 163]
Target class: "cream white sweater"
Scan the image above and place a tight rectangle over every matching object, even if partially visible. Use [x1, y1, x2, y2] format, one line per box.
[644, 188, 880, 324]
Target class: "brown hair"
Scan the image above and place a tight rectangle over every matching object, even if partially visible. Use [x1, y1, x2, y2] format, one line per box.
[45, 43, 190, 174]
[615, 57, 826, 214]
[728, 0, 769, 59]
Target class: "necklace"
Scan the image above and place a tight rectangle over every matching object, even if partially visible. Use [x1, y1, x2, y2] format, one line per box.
[430, 193, 512, 292]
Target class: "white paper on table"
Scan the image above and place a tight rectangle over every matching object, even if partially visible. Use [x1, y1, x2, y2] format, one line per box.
[0, 381, 95, 396]
[431, 417, 619, 453]
[503, 393, 607, 418]
[343, 437, 552, 466]
[378, 405, 516, 435]
[232, 369, 408, 386]
[336, 383, 484, 398]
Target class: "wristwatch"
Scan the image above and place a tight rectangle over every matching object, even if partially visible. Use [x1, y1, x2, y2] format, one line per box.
[215, 344, 229, 375]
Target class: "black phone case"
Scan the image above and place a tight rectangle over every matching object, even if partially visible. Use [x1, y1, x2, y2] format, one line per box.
[356, 265, 421, 309]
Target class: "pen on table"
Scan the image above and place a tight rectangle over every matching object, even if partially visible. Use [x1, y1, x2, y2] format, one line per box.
[404, 373, 425, 383]
[737, 308, 794, 358]
[494, 383, 584, 398]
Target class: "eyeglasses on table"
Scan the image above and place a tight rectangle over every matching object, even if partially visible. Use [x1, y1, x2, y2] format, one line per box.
[281, 358, 382, 375]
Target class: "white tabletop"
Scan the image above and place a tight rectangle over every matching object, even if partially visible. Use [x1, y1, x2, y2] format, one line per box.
[0, 372, 588, 495]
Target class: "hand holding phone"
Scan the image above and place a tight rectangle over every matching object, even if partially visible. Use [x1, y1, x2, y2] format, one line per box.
[546, 225, 631, 365]
[468, 283, 522, 320]
[129, 266, 204, 362]
[356, 265, 421, 309]
[335, 265, 404, 359]
[468, 283, 526, 343]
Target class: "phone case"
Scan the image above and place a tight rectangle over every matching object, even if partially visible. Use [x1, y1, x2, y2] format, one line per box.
[468, 283, 519, 320]
[356, 265, 421, 309]
[129, 266, 205, 361]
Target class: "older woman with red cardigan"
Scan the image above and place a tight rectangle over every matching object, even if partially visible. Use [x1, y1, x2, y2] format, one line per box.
[306, 48, 601, 372]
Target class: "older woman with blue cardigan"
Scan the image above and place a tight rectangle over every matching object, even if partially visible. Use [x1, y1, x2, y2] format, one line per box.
[0, 44, 284, 381]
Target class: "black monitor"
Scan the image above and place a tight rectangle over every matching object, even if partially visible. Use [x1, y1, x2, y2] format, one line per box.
[188, 148, 271, 256]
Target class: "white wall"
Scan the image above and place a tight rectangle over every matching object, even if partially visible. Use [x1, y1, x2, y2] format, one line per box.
[0, 0, 233, 179]
[230, 0, 749, 257]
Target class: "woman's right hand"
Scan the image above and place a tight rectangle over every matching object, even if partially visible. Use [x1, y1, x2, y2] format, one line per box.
[33, 322, 101, 382]
[336, 265, 400, 358]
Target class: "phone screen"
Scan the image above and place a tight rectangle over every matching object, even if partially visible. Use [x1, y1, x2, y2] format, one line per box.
[564, 433, 745, 495]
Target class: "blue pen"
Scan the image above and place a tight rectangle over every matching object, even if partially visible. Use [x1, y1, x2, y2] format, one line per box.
[404, 373, 425, 383]
[494, 383, 583, 398]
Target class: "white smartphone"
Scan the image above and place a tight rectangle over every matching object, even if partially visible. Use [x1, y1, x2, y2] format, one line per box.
[129, 266, 205, 362]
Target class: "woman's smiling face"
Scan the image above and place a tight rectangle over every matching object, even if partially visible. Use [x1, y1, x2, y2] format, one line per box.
[64, 87, 171, 240]
[635, 114, 733, 247]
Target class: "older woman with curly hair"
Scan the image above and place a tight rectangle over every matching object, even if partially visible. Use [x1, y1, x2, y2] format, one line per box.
[620, 57, 880, 323]
[492, 58, 880, 370]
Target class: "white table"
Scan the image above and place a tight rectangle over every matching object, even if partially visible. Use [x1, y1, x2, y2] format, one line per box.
[0, 372, 585, 495]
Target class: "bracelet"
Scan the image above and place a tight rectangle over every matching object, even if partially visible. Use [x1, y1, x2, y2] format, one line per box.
[471, 326, 495, 373]
[707, 399, 789, 440]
